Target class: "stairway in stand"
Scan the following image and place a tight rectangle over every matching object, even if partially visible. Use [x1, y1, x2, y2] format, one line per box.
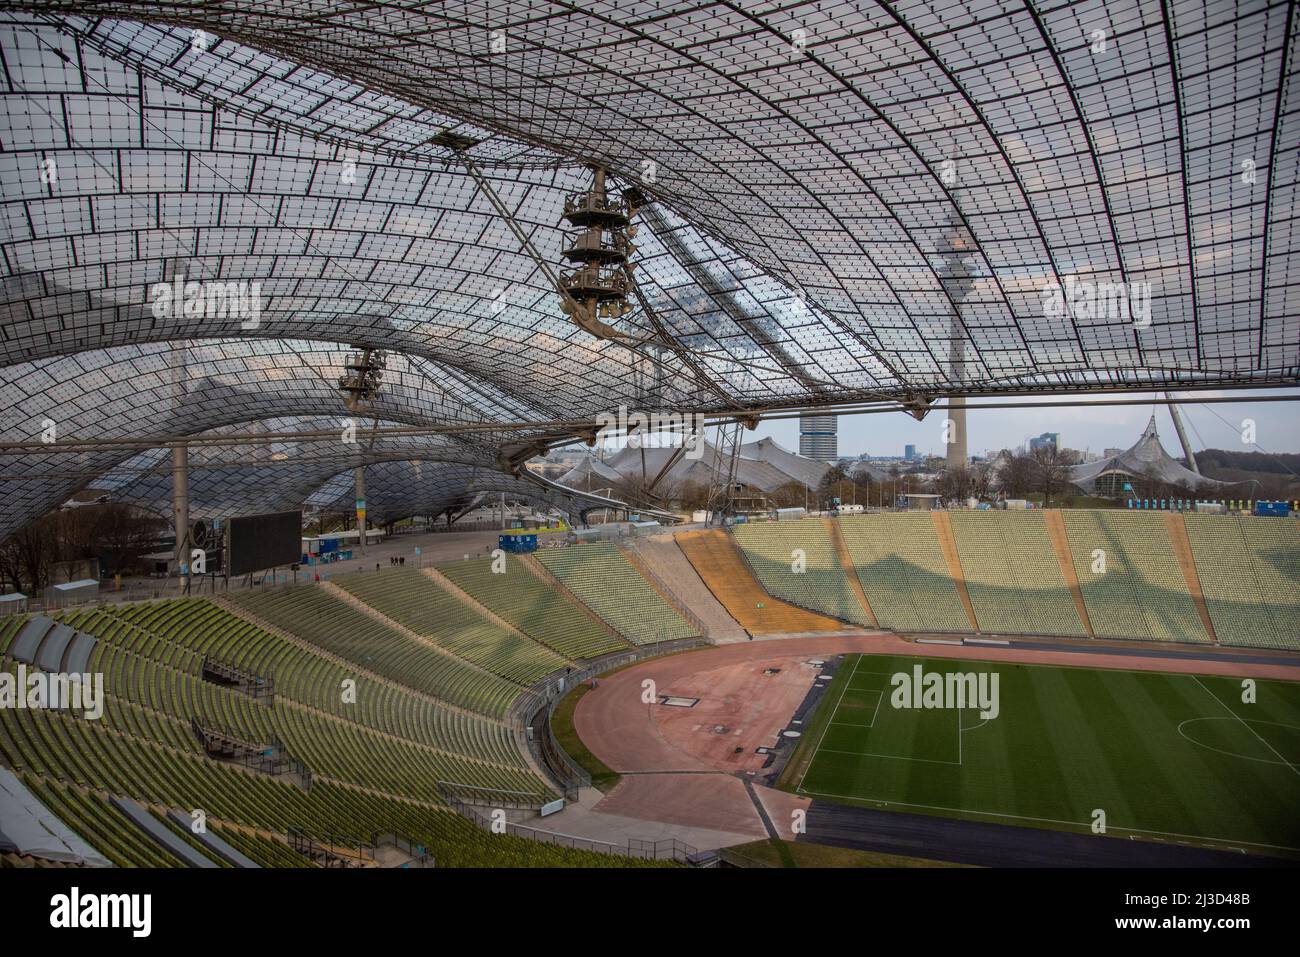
[1043, 509, 1095, 637]
[674, 529, 846, 634]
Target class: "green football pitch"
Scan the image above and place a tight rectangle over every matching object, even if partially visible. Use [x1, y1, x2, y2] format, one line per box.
[780, 654, 1300, 855]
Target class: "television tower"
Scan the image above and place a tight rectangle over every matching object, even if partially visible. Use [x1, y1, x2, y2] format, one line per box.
[935, 209, 977, 470]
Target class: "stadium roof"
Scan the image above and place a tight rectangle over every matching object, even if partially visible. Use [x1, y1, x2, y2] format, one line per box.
[583, 435, 826, 494]
[1, 2, 1297, 534]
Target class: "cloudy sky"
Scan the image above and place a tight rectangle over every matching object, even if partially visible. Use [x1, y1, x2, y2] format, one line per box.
[753, 388, 1300, 461]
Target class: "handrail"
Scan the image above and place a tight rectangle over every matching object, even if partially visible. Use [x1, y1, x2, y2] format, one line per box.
[372, 831, 434, 868]
[434, 781, 550, 811]
[287, 826, 374, 867]
[617, 542, 711, 639]
[199, 653, 275, 700]
[191, 717, 311, 788]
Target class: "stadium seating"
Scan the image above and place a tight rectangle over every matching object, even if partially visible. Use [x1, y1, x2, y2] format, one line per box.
[0, 592, 674, 868]
[838, 514, 971, 632]
[75, 600, 523, 767]
[675, 529, 845, 633]
[949, 511, 1087, 637]
[1238, 517, 1300, 647]
[730, 521, 871, 625]
[10, 612, 546, 801]
[332, 568, 569, 684]
[536, 542, 698, 644]
[1060, 511, 1208, 642]
[0, 615, 23, 657]
[438, 556, 630, 659]
[231, 587, 522, 718]
[1185, 515, 1298, 650]
[0, 701, 667, 868]
[16, 773, 185, 868]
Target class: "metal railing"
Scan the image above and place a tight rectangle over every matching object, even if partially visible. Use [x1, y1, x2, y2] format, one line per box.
[435, 781, 550, 811]
[287, 826, 374, 868]
[200, 654, 275, 700]
[372, 832, 434, 868]
[509, 636, 711, 801]
[617, 542, 711, 639]
[191, 717, 311, 788]
[443, 790, 700, 864]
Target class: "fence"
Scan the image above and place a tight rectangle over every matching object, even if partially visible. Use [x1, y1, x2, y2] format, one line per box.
[287, 826, 373, 867]
[508, 635, 711, 801]
[617, 542, 711, 639]
[200, 654, 275, 700]
[372, 832, 434, 868]
[441, 788, 700, 864]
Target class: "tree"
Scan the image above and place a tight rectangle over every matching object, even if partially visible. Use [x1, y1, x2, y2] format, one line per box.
[1029, 445, 1070, 505]
[997, 450, 1036, 498]
[817, 464, 849, 493]
[767, 481, 808, 509]
[934, 465, 971, 504]
[934, 462, 993, 505]
[90, 505, 167, 577]
[675, 481, 710, 511]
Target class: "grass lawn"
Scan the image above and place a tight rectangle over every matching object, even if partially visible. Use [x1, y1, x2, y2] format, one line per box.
[726, 838, 966, 868]
[551, 683, 621, 793]
[779, 653, 1300, 855]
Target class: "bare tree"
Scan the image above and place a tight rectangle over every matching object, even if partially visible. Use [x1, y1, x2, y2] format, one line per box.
[998, 450, 1036, 498]
[1030, 445, 1071, 505]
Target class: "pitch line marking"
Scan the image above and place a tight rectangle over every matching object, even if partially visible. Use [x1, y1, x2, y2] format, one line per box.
[869, 685, 884, 728]
[799, 654, 860, 791]
[792, 787, 1300, 854]
[1192, 676, 1300, 778]
[814, 747, 961, 767]
[1176, 717, 1300, 768]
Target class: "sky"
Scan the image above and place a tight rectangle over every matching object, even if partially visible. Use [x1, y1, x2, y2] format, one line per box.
[751, 389, 1300, 462]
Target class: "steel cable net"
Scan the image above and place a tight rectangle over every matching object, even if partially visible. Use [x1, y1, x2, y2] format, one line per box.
[0, 1, 1297, 534]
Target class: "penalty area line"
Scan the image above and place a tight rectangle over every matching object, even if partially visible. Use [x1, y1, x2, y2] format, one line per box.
[799, 654, 860, 792]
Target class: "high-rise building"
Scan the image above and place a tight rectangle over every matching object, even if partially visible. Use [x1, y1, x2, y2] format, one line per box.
[904, 444, 916, 461]
[1029, 432, 1059, 452]
[799, 414, 837, 462]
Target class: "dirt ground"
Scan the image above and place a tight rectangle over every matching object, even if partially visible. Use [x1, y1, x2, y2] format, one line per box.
[573, 632, 1300, 841]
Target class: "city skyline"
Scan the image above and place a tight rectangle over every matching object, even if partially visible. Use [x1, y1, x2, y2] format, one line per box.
[752, 389, 1300, 463]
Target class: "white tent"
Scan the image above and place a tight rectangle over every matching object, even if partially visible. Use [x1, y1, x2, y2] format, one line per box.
[1067, 417, 1224, 495]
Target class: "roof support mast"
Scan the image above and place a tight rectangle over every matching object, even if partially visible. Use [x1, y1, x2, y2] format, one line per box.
[1165, 393, 1200, 475]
